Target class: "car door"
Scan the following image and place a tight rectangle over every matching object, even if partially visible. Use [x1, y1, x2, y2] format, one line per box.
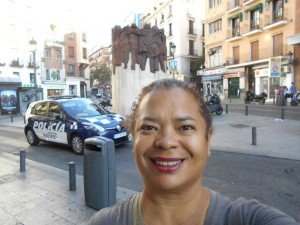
[31, 101, 49, 141]
[47, 102, 68, 144]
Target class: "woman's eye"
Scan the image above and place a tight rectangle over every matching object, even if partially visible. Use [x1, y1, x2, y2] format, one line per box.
[180, 125, 195, 131]
[140, 125, 156, 131]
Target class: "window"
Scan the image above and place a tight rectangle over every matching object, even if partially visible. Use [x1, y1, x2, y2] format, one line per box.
[34, 102, 48, 116]
[189, 20, 194, 34]
[48, 103, 64, 119]
[46, 69, 50, 80]
[45, 48, 50, 58]
[13, 72, 19, 76]
[55, 50, 61, 59]
[233, 46, 240, 64]
[68, 46, 75, 57]
[56, 70, 61, 80]
[68, 33, 74, 39]
[82, 33, 87, 42]
[250, 9, 260, 30]
[30, 73, 34, 83]
[273, 0, 283, 22]
[69, 65, 75, 75]
[83, 48, 87, 59]
[232, 17, 240, 37]
[209, 47, 222, 67]
[189, 40, 194, 55]
[251, 41, 259, 61]
[209, 19, 222, 34]
[169, 23, 172, 36]
[155, 19, 158, 26]
[168, 5, 172, 17]
[69, 85, 77, 95]
[209, 0, 221, 8]
[273, 33, 283, 56]
[161, 14, 164, 23]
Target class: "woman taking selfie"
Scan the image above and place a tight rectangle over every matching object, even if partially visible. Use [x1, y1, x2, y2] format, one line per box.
[89, 79, 298, 225]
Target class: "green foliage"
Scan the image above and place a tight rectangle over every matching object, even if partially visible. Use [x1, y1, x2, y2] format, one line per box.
[91, 64, 111, 86]
[190, 55, 205, 76]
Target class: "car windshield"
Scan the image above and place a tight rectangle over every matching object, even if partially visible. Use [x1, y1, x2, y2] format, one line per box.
[61, 98, 108, 117]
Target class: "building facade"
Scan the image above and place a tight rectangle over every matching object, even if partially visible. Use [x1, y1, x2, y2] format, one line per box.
[141, 0, 205, 82]
[202, 0, 298, 100]
[64, 32, 89, 97]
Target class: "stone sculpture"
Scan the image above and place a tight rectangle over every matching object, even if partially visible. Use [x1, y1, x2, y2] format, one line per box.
[112, 23, 167, 74]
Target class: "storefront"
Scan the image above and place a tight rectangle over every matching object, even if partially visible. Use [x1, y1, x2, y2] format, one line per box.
[0, 76, 21, 114]
[199, 68, 226, 99]
[223, 67, 245, 99]
[18, 84, 43, 113]
[42, 83, 66, 99]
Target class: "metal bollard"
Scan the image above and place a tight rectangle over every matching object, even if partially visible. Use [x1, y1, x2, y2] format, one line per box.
[281, 108, 285, 120]
[69, 162, 76, 191]
[226, 104, 228, 114]
[245, 105, 248, 116]
[9, 112, 13, 122]
[252, 127, 257, 145]
[20, 149, 26, 172]
[23, 115, 26, 124]
[230, 98, 232, 103]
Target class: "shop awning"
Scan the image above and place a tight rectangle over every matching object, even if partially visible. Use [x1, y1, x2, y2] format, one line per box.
[0, 76, 21, 84]
[287, 33, 300, 45]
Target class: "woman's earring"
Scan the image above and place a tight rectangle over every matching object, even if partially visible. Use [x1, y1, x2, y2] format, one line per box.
[131, 149, 134, 156]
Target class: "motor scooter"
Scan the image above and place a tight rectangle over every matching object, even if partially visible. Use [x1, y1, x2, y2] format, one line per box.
[205, 94, 223, 115]
[244, 90, 267, 104]
[290, 91, 300, 106]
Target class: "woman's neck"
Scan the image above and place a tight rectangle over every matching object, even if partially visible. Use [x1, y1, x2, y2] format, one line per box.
[140, 185, 211, 225]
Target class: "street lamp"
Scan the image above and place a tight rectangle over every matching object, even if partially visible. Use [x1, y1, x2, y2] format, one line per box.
[29, 38, 38, 101]
[170, 42, 176, 79]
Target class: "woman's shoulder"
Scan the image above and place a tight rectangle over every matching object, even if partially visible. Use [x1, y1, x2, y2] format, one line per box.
[205, 190, 298, 225]
[88, 195, 139, 225]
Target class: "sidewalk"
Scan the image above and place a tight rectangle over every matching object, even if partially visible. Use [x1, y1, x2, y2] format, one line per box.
[0, 112, 299, 224]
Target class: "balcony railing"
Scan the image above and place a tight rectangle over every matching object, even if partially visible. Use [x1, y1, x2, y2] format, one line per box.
[189, 49, 198, 57]
[187, 28, 197, 36]
[227, 0, 242, 11]
[41, 75, 66, 83]
[9, 59, 24, 68]
[250, 18, 261, 31]
[263, 7, 287, 27]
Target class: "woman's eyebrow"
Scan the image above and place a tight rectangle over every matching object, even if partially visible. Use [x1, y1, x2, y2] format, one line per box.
[141, 116, 158, 123]
[175, 116, 195, 122]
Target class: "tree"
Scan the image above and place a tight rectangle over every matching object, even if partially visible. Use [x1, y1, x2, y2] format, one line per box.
[90, 64, 111, 86]
[190, 55, 205, 77]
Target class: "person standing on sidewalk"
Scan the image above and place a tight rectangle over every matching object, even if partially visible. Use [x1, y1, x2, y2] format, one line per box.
[89, 79, 298, 225]
[289, 82, 297, 98]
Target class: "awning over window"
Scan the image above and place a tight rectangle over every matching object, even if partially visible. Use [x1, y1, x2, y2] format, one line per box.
[266, 0, 288, 3]
[245, 3, 263, 13]
[0, 75, 21, 84]
[228, 13, 243, 21]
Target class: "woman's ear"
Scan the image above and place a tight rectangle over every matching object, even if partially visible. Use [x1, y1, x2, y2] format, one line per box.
[207, 128, 214, 157]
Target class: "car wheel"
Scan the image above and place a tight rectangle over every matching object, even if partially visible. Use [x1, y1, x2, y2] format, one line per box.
[71, 134, 84, 155]
[26, 129, 40, 146]
[215, 107, 223, 115]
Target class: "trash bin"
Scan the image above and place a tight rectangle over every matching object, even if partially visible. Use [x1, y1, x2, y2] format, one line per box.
[84, 137, 116, 210]
[276, 94, 287, 106]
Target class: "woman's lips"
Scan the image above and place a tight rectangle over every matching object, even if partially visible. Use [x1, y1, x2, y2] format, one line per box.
[150, 157, 184, 173]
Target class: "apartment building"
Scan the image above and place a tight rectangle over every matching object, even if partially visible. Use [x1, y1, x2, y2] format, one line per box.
[141, 0, 204, 81]
[64, 32, 89, 97]
[40, 41, 66, 99]
[203, 0, 298, 100]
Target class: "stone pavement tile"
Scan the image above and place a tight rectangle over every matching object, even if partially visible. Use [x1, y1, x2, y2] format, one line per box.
[0, 208, 15, 224]
[47, 201, 95, 224]
[46, 217, 75, 225]
[15, 207, 62, 225]
[0, 195, 37, 216]
[32, 191, 77, 209]
[0, 188, 21, 203]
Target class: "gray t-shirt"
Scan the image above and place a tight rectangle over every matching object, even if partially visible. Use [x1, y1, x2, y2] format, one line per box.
[88, 191, 299, 225]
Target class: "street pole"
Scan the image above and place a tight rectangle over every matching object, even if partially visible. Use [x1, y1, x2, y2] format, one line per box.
[172, 53, 175, 79]
[33, 50, 38, 101]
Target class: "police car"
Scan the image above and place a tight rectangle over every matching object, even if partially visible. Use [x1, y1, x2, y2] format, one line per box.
[24, 96, 129, 154]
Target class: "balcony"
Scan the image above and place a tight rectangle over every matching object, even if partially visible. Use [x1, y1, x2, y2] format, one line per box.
[9, 59, 24, 68]
[226, 26, 242, 42]
[263, 7, 288, 30]
[243, 0, 258, 6]
[27, 62, 39, 69]
[226, 0, 242, 14]
[41, 74, 66, 83]
[242, 19, 262, 37]
[188, 49, 198, 58]
[187, 28, 197, 38]
[0, 63, 5, 67]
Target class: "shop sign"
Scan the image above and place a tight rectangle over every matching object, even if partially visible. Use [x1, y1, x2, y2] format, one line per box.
[199, 68, 227, 76]
[269, 57, 281, 77]
[201, 75, 222, 81]
[46, 84, 66, 90]
[255, 68, 269, 78]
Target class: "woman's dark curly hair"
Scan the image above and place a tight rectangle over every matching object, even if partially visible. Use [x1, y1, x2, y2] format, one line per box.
[125, 78, 213, 140]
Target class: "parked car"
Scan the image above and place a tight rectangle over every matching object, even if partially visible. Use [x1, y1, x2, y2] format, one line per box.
[24, 96, 129, 154]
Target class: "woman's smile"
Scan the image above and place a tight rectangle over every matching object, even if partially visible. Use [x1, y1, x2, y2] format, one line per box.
[150, 157, 185, 173]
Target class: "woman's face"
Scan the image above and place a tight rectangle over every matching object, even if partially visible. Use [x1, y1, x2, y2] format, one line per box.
[133, 88, 211, 192]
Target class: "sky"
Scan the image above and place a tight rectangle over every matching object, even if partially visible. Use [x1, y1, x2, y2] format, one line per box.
[25, 0, 154, 52]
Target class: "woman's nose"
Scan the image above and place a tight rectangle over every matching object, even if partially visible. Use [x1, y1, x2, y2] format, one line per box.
[154, 127, 179, 150]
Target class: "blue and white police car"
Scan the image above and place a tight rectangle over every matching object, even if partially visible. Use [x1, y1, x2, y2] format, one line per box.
[24, 96, 129, 154]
